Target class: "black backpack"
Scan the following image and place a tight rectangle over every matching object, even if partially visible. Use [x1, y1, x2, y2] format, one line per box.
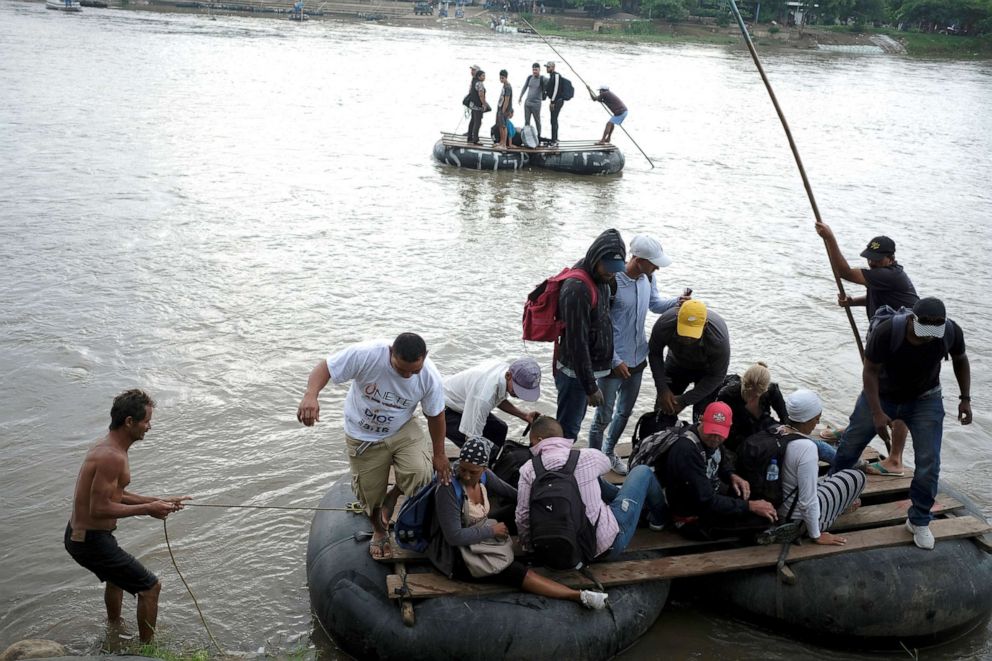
[735, 428, 806, 507]
[529, 450, 598, 570]
[630, 410, 677, 459]
[628, 421, 693, 473]
[559, 76, 575, 100]
[492, 440, 532, 489]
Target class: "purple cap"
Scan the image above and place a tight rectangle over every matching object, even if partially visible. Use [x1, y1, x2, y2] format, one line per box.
[508, 357, 541, 402]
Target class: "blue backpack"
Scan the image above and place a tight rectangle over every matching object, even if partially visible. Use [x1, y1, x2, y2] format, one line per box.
[871, 305, 956, 359]
[394, 472, 486, 552]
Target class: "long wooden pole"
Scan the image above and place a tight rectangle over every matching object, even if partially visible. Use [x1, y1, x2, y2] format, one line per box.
[724, 0, 864, 361]
[518, 16, 656, 169]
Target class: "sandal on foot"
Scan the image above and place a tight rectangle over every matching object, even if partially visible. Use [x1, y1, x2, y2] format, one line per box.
[819, 425, 844, 441]
[369, 537, 392, 560]
[866, 461, 904, 477]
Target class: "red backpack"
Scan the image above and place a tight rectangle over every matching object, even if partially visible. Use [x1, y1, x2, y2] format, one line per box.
[522, 268, 598, 341]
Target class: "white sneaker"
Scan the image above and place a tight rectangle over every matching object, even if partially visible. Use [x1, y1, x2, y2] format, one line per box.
[608, 453, 629, 476]
[580, 590, 609, 610]
[906, 519, 935, 550]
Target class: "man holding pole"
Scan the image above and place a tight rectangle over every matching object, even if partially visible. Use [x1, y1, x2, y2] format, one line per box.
[814, 220, 919, 476]
[587, 84, 627, 145]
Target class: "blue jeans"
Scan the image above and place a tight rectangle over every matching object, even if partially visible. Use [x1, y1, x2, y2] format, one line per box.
[814, 438, 836, 464]
[830, 388, 944, 526]
[555, 370, 589, 441]
[598, 465, 667, 559]
[588, 371, 644, 455]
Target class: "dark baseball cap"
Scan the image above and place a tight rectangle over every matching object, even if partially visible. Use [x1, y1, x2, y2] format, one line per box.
[912, 298, 947, 338]
[860, 235, 895, 260]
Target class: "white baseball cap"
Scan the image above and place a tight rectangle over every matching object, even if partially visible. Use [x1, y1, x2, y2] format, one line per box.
[629, 234, 672, 268]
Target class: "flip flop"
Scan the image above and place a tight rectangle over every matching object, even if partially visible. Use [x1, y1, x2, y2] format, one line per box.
[819, 425, 844, 441]
[866, 461, 905, 477]
[369, 537, 392, 560]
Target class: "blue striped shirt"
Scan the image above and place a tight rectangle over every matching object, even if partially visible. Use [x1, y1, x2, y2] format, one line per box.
[610, 271, 677, 368]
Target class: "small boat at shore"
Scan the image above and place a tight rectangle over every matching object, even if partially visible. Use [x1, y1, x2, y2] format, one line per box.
[433, 132, 625, 175]
[46, 0, 82, 11]
[307, 444, 992, 658]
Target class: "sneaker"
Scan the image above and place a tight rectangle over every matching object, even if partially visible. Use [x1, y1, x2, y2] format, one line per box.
[579, 590, 609, 610]
[648, 519, 665, 533]
[906, 519, 935, 550]
[608, 453, 628, 476]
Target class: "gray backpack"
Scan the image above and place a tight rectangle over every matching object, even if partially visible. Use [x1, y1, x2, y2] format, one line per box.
[521, 124, 539, 149]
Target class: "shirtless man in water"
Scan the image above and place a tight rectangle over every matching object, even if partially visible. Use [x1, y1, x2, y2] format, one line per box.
[64, 389, 190, 643]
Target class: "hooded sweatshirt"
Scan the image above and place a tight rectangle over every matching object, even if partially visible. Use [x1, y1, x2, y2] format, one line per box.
[557, 228, 626, 395]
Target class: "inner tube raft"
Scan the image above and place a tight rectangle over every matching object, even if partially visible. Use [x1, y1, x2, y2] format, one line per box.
[432, 140, 529, 172]
[433, 134, 624, 175]
[688, 484, 992, 646]
[306, 478, 670, 660]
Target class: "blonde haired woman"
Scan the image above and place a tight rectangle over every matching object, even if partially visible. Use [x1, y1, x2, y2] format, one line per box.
[717, 363, 837, 463]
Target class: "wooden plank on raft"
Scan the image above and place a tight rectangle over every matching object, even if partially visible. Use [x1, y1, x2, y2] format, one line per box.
[380, 494, 965, 563]
[385, 516, 992, 599]
[831, 496, 962, 531]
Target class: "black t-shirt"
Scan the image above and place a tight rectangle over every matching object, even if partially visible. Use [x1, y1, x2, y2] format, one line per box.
[865, 318, 965, 403]
[860, 263, 918, 319]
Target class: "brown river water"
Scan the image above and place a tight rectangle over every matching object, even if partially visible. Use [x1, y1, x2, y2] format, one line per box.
[1, 2, 990, 658]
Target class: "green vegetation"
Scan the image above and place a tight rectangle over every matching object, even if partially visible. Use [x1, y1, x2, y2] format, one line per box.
[133, 642, 210, 661]
[826, 23, 992, 53]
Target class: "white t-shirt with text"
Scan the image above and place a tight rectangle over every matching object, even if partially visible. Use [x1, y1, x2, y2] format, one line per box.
[327, 340, 445, 442]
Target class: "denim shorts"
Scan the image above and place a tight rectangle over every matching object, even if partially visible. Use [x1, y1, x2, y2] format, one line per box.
[64, 523, 158, 595]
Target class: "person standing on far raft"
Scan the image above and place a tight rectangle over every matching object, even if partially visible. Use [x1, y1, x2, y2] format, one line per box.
[829, 297, 971, 551]
[64, 389, 191, 644]
[496, 69, 514, 151]
[463, 64, 480, 134]
[296, 333, 450, 561]
[587, 84, 627, 145]
[467, 69, 487, 146]
[518, 62, 545, 141]
[543, 61, 564, 146]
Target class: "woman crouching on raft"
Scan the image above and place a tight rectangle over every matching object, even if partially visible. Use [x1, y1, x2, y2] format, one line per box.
[426, 437, 609, 609]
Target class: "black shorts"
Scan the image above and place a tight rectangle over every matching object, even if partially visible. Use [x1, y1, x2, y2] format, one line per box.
[64, 523, 158, 595]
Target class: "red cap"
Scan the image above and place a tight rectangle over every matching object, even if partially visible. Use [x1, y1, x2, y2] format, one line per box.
[700, 402, 733, 439]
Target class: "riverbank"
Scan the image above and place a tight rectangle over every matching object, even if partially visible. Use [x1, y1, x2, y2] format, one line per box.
[496, 14, 992, 58]
[36, 0, 992, 58]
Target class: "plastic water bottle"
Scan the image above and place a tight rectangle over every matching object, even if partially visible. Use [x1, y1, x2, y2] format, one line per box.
[766, 458, 780, 482]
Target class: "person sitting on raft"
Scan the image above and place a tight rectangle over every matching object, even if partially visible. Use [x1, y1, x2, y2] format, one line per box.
[772, 390, 867, 546]
[516, 416, 667, 562]
[657, 402, 778, 541]
[489, 109, 524, 148]
[715, 362, 836, 465]
[427, 437, 610, 610]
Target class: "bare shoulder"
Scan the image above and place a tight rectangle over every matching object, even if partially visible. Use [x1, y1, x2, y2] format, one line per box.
[86, 439, 127, 471]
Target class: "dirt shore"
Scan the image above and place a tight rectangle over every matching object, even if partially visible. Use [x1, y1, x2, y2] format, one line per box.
[77, 0, 912, 53]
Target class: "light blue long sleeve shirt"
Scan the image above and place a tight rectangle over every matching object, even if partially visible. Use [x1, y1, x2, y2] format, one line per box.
[610, 271, 677, 368]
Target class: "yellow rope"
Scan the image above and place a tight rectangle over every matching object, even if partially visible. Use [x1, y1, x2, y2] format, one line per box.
[163, 518, 224, 655]
[161, 500, 365, 651]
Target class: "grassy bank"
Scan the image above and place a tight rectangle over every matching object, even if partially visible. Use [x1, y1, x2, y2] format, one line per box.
[494, 14, 992, 57]
[824, 25, 992, 58]
[511, 18, 743, 46]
